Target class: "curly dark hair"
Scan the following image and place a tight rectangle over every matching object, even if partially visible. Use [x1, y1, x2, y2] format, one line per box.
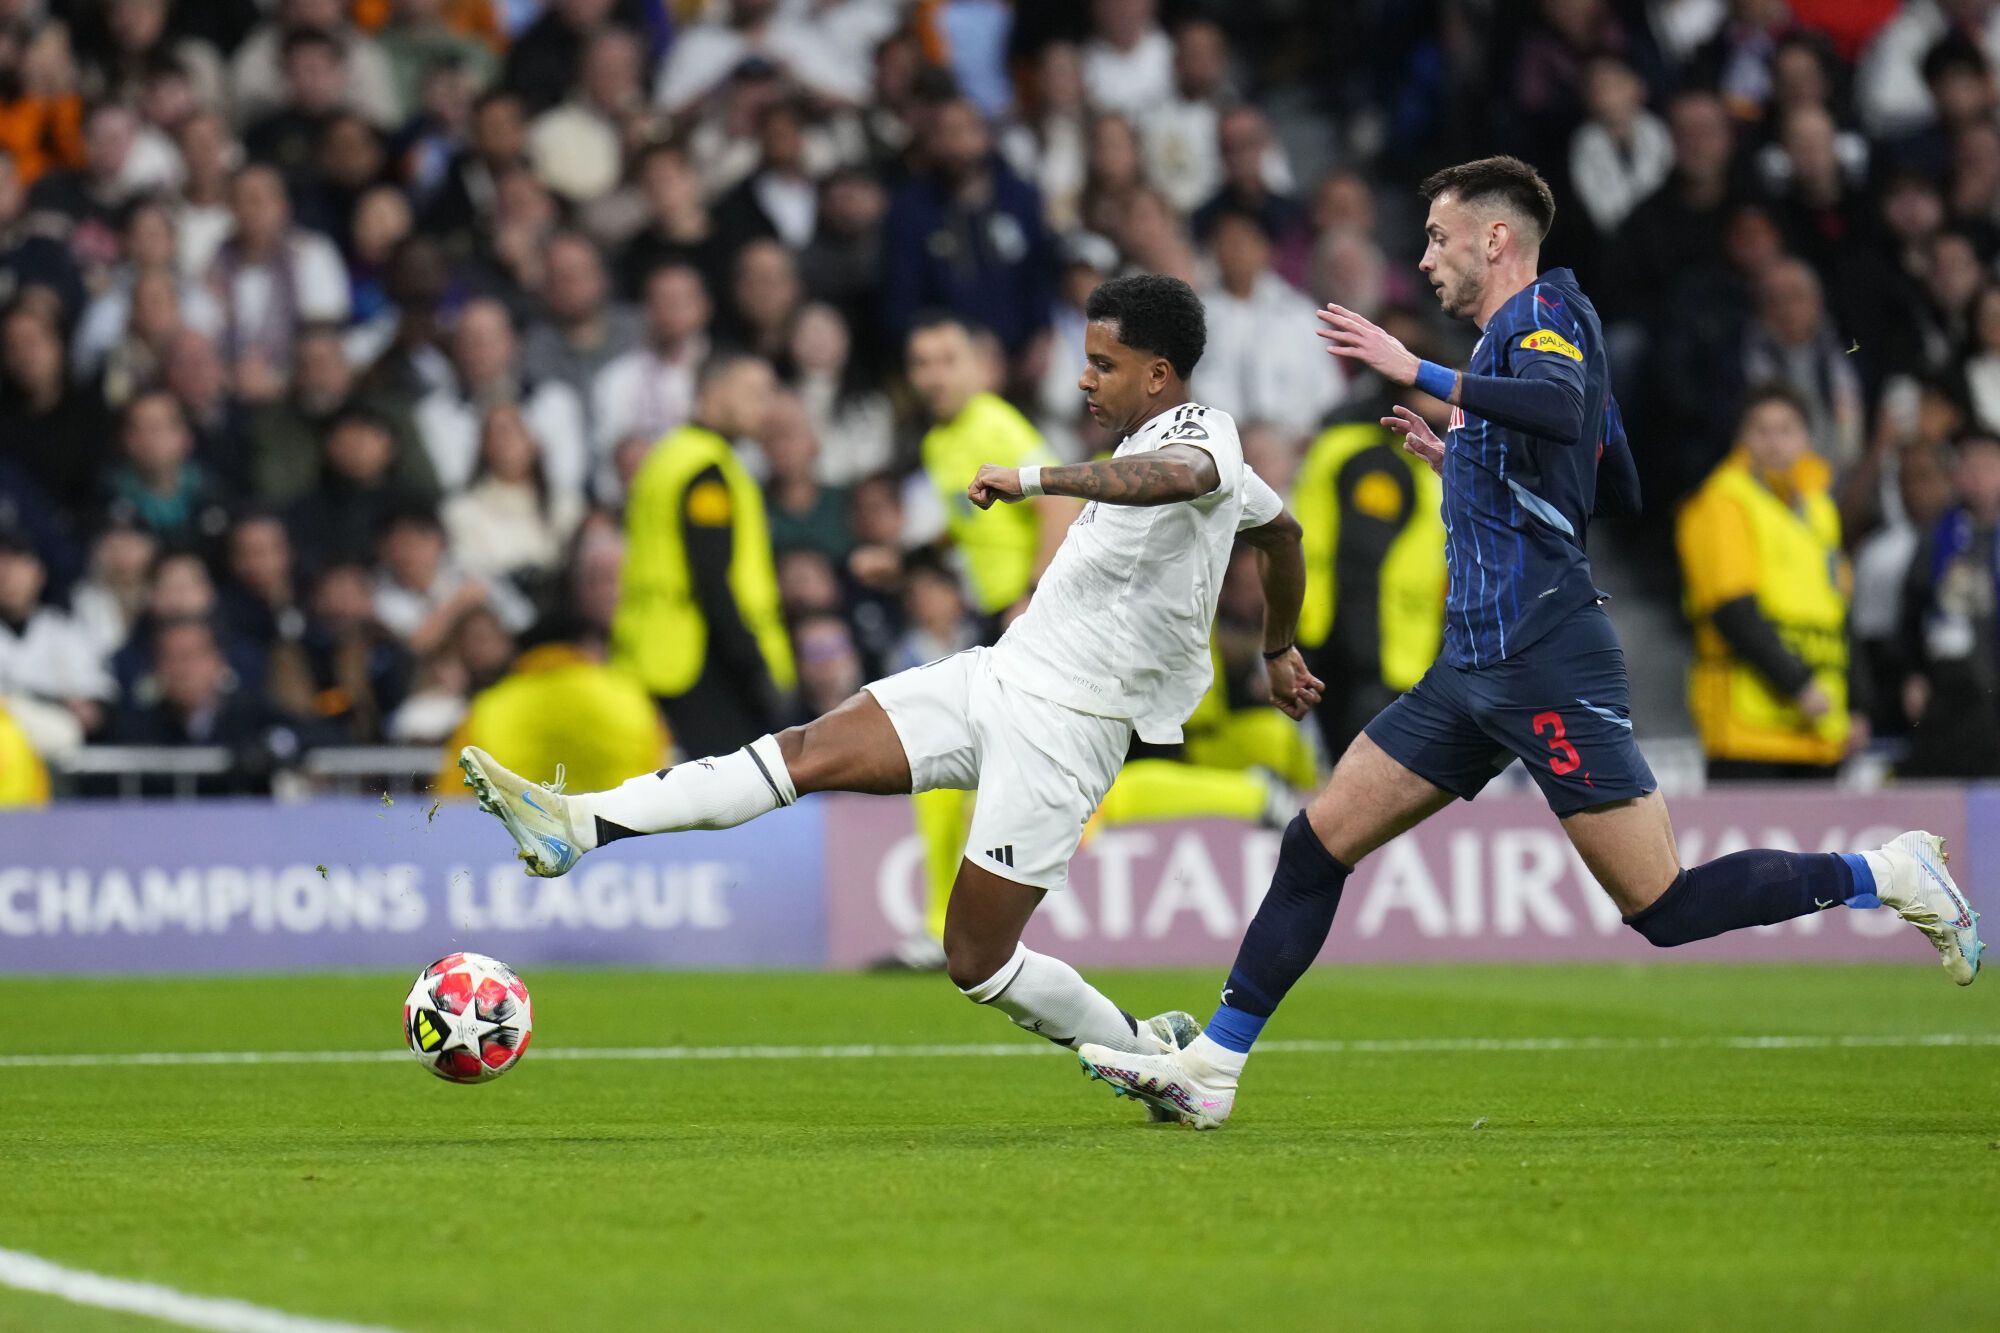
[1084, 274, 1207, 380]
[1420, 156, 1557, 243]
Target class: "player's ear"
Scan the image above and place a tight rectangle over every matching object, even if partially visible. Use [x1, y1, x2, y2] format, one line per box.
[1152, 355, 1172, 395]
[1487, 218, 1507, 261]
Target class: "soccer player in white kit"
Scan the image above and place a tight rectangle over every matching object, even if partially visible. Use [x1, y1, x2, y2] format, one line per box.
[460, 275, 1325, 1081]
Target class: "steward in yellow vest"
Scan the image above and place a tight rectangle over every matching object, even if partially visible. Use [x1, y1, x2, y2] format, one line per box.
[612, 355, 797, 758]
[907, 315, 1071, 616]
[1677, 385, 1857, 778]
[438, 625, 669, 795]
[1292, 420, 1447, 758]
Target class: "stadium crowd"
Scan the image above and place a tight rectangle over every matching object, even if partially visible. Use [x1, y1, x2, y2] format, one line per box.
[0, 0, 1997, 799]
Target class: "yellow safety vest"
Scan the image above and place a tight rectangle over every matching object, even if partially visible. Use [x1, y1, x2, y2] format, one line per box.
[1292, 423, 1447, 690]
[438, 644, 670, 793]
[922, 392, 1053, 614]
[0, 702, 49, 807]
[1680, 454, 1849, 764]
[613, 424, 797, 699]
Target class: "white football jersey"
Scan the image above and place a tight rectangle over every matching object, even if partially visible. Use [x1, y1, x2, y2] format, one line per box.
[989, 401, 1284, 743]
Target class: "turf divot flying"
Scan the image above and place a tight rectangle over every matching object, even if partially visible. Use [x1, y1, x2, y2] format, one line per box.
[0, 1246, 406, 1333]
[1, 1031, 1995, 1069]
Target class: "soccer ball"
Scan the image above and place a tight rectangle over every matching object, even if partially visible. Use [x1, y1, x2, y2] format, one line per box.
[402, 952, 534, 1083]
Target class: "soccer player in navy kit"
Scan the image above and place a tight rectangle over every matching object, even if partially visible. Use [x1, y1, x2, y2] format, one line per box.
[1080, 157, 1982, 1129]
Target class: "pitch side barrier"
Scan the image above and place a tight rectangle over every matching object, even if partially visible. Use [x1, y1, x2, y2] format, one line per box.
[0, 788, 1988, 972]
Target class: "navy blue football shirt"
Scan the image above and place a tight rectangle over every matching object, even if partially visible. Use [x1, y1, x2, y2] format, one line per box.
[1439, 267, 1625, 669]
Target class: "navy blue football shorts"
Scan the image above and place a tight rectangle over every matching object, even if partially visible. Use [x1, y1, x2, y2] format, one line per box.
[1363, 601, 1657, 817]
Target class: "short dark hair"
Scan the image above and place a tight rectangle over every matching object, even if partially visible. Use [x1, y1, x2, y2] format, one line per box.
[1739, 381, 1813, 427]
[280, 26, 343, 64]
[1084, 274, 1206, 380]
[1420, 156, 1557, 244]
[1923, 31, 1990, 87]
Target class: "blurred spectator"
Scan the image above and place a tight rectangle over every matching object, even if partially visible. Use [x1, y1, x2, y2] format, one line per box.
[1964, 285, 2000, 430]
[1610, 90, 1738, 325]
[2, 303, 111, 513]
[0, 38, 85, 191]
[1742, 257, 1865, 468]
[762, 388, 850, 563]
[372, 505, 532, 656]
[1079, 111, 1144, 239]
[207, 164, 351, 380]
[1291, 415, 1448, 761]
[566, 514, 622, 643]
[1900, 431, 2000, 775]
[613, 352, 795, 757]
[231, 0, 402, 131]
[287, 406, 415, 569]
[790, 611, 862, 721]
[787, 300, 892, 483]
[616, 140, 731, 301]
[0, 150, 84, 318]
[1569, 53, 1672, 238]
[0, 525, 115, 754]
[712, 97, 818, 249]
[1193, 209, 1344, 436]
[882, 97, 1054, 357]
[908, 313, 1067, 618]
[1679, 386, 1861, 781]
[441, 403, 585, 583]
[245, 29, 352, 185]
[1763, 104, 1869, 276]
[417, 296, 587, 496]
[1857, 0, 2000, 137]
[162, 327, 254, 490]
[171, 111, 237, 280]
[435, 612, 666, 791]
[653, 0, 868, 117]
[378, 0, 499, 114]
[1033, 232, 1113, 460]
[1082, 0, 1173, 117]
[1002, 41, 1087, 230]
[591, 262, 709, 476]
[108, 617, 306, 793]
[421, 88, 526, 250]
[796, 171, 884, 368]
[526, 25, 651, 203]
[522, 230, 639, 417]
[100, 390, 231, 548]
[219, 509, 308, 650]
[70, 521, 158, 659]
[503, 0, 620, 114]
[248, 323, 432, 505]
[110, 547, 266, 709]
[1191, 106, 1310, 284]
[271, 559, 410, 742]
[1852, 438, 1956, 732]
[27, 102, 140, 287]
[73, 199, 224, 386]
[724, 237, 802, 363]
[890, 555, 977, 671]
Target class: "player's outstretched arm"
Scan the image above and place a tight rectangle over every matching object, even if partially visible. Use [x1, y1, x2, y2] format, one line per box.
[1238, 510, 1324, 719]
[967, 444, 1219, 510]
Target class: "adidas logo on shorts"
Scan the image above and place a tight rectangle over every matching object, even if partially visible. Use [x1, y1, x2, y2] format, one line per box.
[985, 845, 1015, 868]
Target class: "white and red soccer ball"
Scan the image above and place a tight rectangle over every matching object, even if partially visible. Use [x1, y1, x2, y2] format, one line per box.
[403, 952, 533, 1083]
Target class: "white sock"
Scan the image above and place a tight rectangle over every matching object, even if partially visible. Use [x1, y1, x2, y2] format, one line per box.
[960, 944, 1150, 1053]
[569, 734, 796, 850]
[1186, 1032, 1246, 1083]
[1861, 850, 1896, 900]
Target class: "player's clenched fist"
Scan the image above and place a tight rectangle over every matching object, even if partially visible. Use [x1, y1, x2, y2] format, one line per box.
[967, 464, 1024, 509]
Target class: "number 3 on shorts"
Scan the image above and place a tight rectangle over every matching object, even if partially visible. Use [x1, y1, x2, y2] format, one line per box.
[1533, 711, 1581, 776]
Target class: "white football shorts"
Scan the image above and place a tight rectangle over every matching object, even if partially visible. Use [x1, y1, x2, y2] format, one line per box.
[863, 647, 1131, 891]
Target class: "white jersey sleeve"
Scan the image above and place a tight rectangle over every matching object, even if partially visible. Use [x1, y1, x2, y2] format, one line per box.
[1237, 466, 1284, 531]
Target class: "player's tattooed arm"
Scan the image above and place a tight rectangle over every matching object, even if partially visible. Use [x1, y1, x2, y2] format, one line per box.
[1042, 444, 1220, 506]
[967, 445, 1218, 510]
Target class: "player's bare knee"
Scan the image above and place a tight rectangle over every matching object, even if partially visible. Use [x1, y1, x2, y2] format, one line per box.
[942, 928, 1008, 992]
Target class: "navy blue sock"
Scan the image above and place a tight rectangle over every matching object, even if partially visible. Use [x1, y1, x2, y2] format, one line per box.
[1625, 850, 1866, 947]
[1207, 813, 1352, 1053]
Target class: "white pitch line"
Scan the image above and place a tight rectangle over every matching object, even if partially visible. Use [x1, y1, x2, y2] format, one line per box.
[1, 1032, 1996, 1070]
[0, 1246, 404, 1333]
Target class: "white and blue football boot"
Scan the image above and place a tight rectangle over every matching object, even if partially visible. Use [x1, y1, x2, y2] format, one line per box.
[1077, 1038, 1237, 1131]
[1876, 830, 1982, 985]
[458, 747, 583, 878]
[1136, 1011, 1203, 1124]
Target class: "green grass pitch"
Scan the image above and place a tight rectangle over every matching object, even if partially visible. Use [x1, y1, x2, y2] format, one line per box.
[1, 964, 1995, 1332]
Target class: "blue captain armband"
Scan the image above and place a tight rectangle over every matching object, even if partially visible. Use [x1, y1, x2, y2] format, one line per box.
[1414, 360, 1457, 401]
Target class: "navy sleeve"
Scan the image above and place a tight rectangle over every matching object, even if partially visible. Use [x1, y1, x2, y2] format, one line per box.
[1454, 359, 1586, 444]
[1594, 396, 1642, 516]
